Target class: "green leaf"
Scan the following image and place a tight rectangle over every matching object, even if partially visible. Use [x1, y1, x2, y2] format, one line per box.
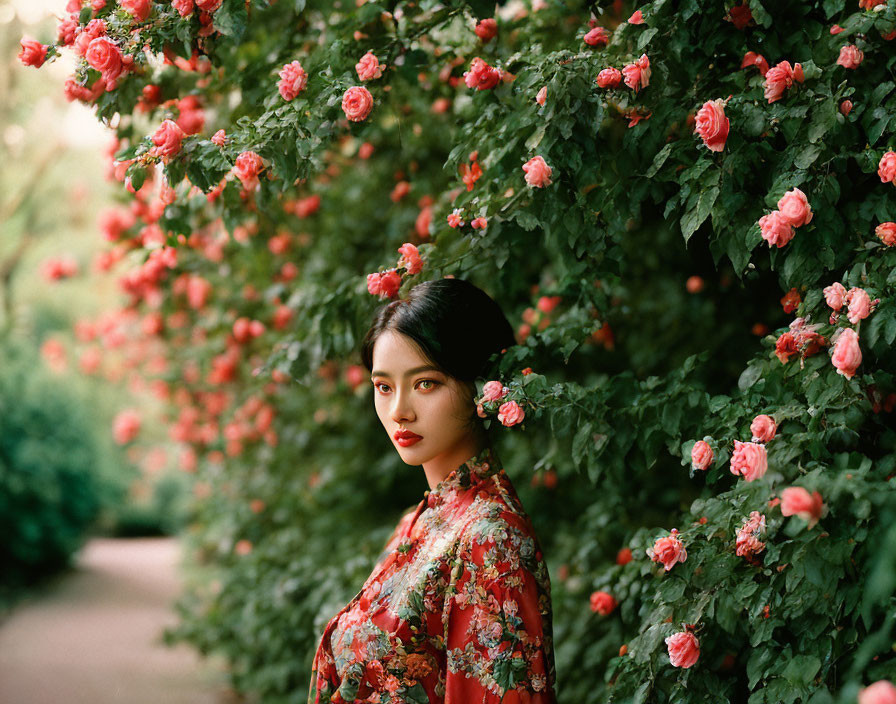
[572, 422, 593, 467]
[750, 0, 773, 27]
[681, 176, 720, 243]
[514, 211, 539, 232]
[748, 648, 776, 688]
[646, 144, 673, 178]
[215, 0, 249, 39]
[822, 0, 845, 17]
[126, 163, 146, 192]
[740, 103, 767, 138]
[637, 28, 658, 51]
[738, 364, 763, 391]
[782, 655, 821, 686]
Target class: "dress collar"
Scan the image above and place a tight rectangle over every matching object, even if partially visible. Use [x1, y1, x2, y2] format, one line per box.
[426, 445, 503, 507]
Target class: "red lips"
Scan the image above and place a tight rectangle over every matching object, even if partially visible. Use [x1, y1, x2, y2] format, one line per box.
[394, 429, 422, 447]
[394, 429, 422, 441]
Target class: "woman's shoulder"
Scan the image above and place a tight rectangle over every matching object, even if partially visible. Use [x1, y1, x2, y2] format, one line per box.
[455, 482, 545, 566]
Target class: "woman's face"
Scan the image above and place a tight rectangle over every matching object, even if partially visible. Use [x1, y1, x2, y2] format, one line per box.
[370, 330, 479, 469]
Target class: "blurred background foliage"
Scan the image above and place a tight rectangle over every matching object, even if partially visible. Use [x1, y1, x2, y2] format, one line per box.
[1, 0, 192, 613]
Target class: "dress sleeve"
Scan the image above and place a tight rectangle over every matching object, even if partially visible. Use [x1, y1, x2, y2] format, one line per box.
[442, 517, 557, 704]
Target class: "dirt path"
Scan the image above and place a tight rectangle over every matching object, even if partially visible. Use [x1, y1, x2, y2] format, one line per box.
[0, 537, 237, 704]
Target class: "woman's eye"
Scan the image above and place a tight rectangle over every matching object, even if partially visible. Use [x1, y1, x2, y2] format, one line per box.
[418, 379, 438, 391]
[374, 382, 390, 393]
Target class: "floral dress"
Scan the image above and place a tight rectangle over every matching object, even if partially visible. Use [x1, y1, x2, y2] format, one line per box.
[307, 445, 557, 704]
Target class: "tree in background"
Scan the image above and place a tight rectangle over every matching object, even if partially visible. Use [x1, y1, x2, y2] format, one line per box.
[20, 0, 896, 702]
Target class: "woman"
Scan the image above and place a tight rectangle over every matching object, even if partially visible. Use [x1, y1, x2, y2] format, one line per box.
[308, 278, 557, 704]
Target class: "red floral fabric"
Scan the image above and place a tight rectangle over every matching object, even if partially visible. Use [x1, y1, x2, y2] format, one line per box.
[308, 446, 557, 703]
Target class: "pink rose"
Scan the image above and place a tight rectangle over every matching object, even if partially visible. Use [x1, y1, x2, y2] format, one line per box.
[830, 24, 844, 34]
[846, 287, 872, 324]
[73, 19, 107, 58]
[859, 681, 896, 704]
[85, 36, 125, 89]
[728, 3, 752, 28]
[41, 255, 79, 281]
[730, 440, 768, 482]
[57, 17, 79, 46]
[536, 86, 547, 106]
[622, 54, 650, 92]
[113, 409, 141, 444]
[780, 287, 801, 314]
[481, 381, 507, 403]
[876, 222, 896, 246]
[538, 295, 561, 313]
[463, 57, 501, 90]
[233, 151, 264, 190]
[414, 204, 430, 237]
[750, 414, 777, 443]
[646, 528, 687, 571]
[775, 331, 797, 363]
[447, 209, 465, 228]
[589, 590, 617, 615]
[665, 631, 700, 668]
[195, 0, 221, 11]
[121, 0, 151, 21]
[497, 400, 525, 427]
[824, 282, 847, 310]
[378, 269, 401, 298]
[596, 67, 622, 88]
[691, 440, 714, 471]
[278, 61, 308, 101]
[837, 44, 864, 69]
[397, 243, 423, 275]
[764, 60, 794, 103]
[735, 511, 766, 558]
[840, 99, 853, 116]
[232, 317, 265, 344]
[175, 95, 204, 134]
[355, 51, 384, 81]
[172, 0, 194, 16]
[523, 155, 552, 188]
[777, 187, 813, 227]
[211, 129, 226, 146]
[18, 37, 49, 68]
[831, 327, 862, 379]
[474, 18, 497, 42]
[341, 86, 373, 121]
[628, 9, 644, 24]
[150, 119, 185, 158]
[366, 272, 383, 296]
[584, 26, 609, 46]
[741, 51, 769, 76]
[694, 99, 729, 152]
[780, 487, 824, 529]
[878, 151, 896, 183]
[758, 210, 795, 248]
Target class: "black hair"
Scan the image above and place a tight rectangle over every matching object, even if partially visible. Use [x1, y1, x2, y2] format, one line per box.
[360, 278, 517, 387]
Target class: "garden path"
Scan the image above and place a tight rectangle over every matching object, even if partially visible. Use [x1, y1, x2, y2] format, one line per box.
[0, 537, 237, 704]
